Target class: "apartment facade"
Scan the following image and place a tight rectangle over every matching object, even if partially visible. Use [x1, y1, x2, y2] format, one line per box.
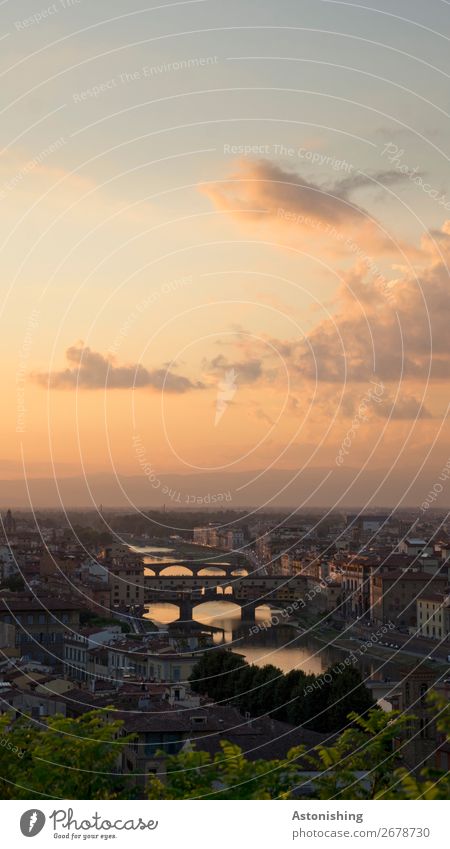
[370, 571, 448, 627]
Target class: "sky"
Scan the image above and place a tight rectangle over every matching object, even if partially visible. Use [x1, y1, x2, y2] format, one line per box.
[1, 0, 449, 508]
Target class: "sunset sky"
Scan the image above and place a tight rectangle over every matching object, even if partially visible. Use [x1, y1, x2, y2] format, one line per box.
[1, 0, 449, 507]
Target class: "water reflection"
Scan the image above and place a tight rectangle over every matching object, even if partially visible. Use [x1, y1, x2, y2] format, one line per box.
[144, 599, 402, 680]
[139, 551, 401, 681]
[130, 545, 174, 557]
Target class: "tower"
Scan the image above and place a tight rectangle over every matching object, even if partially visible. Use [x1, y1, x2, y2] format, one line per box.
[3, 510, 16, 536]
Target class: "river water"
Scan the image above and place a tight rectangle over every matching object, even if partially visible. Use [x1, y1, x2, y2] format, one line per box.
[139, 555, 401, 680]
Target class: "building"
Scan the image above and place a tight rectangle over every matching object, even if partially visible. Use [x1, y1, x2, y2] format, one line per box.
[345, 514, 390, 546]
[64, 625, 122, 682]
[399, 538, 433, 557]
[346, 514, 389, 532]
[370, 571, 448, 628]
[0, 620, 19, 659]
[390, 667, 442, 772]
[192, 527, 210, 546]
[225, 528, 245, 550]
[341, 556, 374, 619]
[107, 640, 200, 684]
[101, 543, 135, 562]
[38, 550, 79, 581]
[192, 526, 221, 547]
[0, 595, 81, 666]
[417, 594, 449, 641]
[1, 510, 16, 538]
[255, 525, 309, 572]
[0, 545, 18, 580]
[193, 526, 244, 551]
[0, 672, 74, 720]
[109, 560, 146, 610]
[119, 700, 330, 786]
[280, 552, 327, 581]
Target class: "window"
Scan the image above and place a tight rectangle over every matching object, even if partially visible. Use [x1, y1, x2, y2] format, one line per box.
[38, 614, 45, 624]
[420, 683, 428, 705]
[419, 718, 428, 738]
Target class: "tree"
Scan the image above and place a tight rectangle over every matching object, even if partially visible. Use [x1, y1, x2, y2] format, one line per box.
[306, 708, 410, 799]
[271, 669, 305, 721]
[147, 700, 450, 800]
[147, 740, 304, 800]
[320, 666, 374, 732]
[0, 709, 135, 800]
[190, 650, 246, 702]
[0, 575, 25, 592]
[2, 696, 449, 800]
[383, 693, 450, 800]
[245, 665, 280, 716]
[190, 651, 375, 733]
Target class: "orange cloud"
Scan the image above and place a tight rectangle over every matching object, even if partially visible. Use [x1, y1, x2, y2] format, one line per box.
[270, 256, 449, 385]
[201, 158, 415, 257]
[32, 344, 205, 393]
[204, 221, 450, 405]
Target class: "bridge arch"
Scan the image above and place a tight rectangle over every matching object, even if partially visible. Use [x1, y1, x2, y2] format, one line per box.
[158, 565, 194, 577]
[215, 584, 234, 595]
[192, 598, 241, 617]
[197, 566, 227, 577]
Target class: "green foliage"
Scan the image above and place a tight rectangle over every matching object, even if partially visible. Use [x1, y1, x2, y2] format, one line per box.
[72, 525, 113, 547]
[79, 612, 130, 633]
[147, 740, 304, 800]
[383, 693, 450, 800]
[190, 650, 374, 732]
[0, 709, 135, 800]
[0, 574, 25, 592]
[1, 694, 449, 801]
[307, 708, 410, 799]
[148, 697, 450, 800]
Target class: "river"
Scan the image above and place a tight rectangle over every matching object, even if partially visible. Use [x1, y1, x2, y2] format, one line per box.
[135, 548, 402, 681]
[143, 591, 401, 681]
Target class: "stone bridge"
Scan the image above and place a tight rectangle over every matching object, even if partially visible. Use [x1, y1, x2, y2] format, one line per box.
[143, 574, 308, 622]
[144, 560, 249, 577]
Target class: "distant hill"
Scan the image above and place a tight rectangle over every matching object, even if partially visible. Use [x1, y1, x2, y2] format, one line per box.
[0, 465, 447, 509]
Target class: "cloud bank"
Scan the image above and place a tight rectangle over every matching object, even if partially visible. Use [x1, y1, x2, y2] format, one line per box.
[32, 344, 204, 393]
